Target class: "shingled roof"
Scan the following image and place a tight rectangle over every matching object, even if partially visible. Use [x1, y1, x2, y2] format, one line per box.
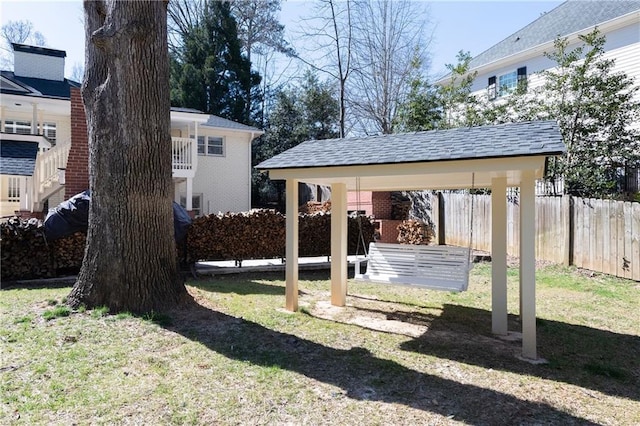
[0, 140, 39, 176]
[0, 71, 80, 99]
[257, 120, 564, 171]
[468, 0, 640, 69]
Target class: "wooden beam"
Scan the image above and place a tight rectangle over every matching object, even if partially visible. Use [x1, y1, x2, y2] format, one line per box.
[331, 183, 348, 306]
[491, 177, 508, 336]
[285, 179, 299, 311]
[520, 170, 537, 359]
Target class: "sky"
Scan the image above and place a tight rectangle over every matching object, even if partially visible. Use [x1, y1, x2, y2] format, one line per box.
[0, 0, 563, 80]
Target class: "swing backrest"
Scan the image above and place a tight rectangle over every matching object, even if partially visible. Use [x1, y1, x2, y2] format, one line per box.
[354, 242, 472, 292]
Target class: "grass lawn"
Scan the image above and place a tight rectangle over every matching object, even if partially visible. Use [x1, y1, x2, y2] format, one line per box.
[1, 263, 639, 425]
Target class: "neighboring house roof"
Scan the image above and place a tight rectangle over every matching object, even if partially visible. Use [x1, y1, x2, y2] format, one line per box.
[257, 120, 564, 170]
[171, 107, 204, 114]
[0, 70, 80, 99]
[170, 107, 263, 133]
[468, 0, 640, 70]
[202, 115, 261, 133]
[0, 140, 39, 176]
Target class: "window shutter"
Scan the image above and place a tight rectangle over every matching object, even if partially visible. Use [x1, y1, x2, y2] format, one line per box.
[487, 76, 497, 100]
[517, 67, 527, 92]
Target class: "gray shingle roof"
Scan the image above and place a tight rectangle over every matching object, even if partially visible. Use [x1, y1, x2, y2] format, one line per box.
[469, 1, 640, 69]
[256, 121, 565, 170]
[202, 115, 261, 132]
[0, 140, 39, 176]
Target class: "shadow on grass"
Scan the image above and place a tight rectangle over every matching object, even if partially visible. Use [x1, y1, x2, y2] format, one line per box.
[402, 304, 640, 401]
[188, 270, 331, 296]
[166, 296, 599, 424]
[328, 301, 639, 401]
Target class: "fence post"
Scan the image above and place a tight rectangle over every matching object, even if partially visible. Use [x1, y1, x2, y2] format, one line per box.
[434, 192, 446, 245]
[562, 195, 573, 266]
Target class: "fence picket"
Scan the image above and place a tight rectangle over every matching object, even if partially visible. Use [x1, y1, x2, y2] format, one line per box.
[434, 192, 638, 281]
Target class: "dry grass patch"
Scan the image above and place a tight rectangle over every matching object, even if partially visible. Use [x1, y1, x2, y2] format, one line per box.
[1, 263, 639, 425]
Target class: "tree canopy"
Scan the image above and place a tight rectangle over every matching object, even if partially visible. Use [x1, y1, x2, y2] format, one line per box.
[169, 0, 261, 125]
[398, 29, 640, 198]
[252, 70, 339, 207]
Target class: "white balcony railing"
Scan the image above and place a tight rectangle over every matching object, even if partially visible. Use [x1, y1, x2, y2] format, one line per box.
[33, 142, 70, 202]
[172, 137, 197, 178]
[26, 137, 194, 208]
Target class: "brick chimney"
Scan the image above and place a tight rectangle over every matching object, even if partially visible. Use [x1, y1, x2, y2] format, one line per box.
[65, 87, 89, 199]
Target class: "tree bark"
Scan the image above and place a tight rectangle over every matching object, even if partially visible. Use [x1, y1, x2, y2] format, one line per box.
[68, 0, 187, 313]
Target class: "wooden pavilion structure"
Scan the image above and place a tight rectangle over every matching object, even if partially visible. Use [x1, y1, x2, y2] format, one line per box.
[257, 120, 565, 360]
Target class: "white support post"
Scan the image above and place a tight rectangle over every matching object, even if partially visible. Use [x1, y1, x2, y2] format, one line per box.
[19, 177, 30, 211]
[285, 179, 299, 311]
[31, 103, 38, 135]
[185, 178, 193, 211]
[193, 123, 199, 171]
[330, 182, 348, 307]
[491, 176, 508, 336]
[174, 180, 181, 204]
[520, 170, 537, 359]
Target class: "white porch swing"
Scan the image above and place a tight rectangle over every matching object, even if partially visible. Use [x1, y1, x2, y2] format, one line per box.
[353, 175, 475, 292]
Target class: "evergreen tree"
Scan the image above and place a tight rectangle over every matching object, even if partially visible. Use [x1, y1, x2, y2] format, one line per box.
[252, 70, 339, 206]
[487, 29, 640, 197]
[170, 0, 261, 125]
[436, 51, 482, 129]
[394, 54, 441, 132]
[539, 29, 640, 197]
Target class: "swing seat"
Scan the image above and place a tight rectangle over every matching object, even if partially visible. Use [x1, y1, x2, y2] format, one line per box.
[354, 242, 472, 292]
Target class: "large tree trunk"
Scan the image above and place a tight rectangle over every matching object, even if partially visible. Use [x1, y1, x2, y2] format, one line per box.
[68, 0, 187, 313]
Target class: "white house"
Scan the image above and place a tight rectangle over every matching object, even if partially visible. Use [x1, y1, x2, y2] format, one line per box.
[437, 1, 640, 101]
[0, 44, 262, 219]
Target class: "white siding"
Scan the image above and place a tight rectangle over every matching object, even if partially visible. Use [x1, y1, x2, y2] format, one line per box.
[470, 21, 640, 104]
[191, 130, 252, 214]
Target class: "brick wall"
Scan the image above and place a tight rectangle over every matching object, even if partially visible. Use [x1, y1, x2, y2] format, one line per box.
[347, 190, 373, 215]
[376, 219, 401, 243]
[65, 87, 89, 199]
[372, 191, 392, 219]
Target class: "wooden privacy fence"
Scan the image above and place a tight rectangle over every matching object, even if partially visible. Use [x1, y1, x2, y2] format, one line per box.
[431, 193, 640, 281]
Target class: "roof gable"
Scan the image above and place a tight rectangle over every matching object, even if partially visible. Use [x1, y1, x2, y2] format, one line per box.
[257, 121, 565, 171]
[468, 1, 640, 70]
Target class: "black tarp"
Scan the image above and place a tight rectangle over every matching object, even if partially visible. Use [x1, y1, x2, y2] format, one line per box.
[44, 190, 192, 242]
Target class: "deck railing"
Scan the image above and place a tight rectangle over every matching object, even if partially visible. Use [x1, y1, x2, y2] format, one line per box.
[33, 143, 70, 201]
[172, 137, 197, 177]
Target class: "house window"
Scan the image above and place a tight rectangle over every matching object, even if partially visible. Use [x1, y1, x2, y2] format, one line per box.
[192, 135, 225, 157]
[207, 137, 224, 156]
[7, 177, 20, 202]
[498, 71, 517, 97]
[488, 67, 527, 100]
[42, 122, 57, 144]
[196, 136, 206, 155]
[487, 76, 497, 100]
[517, 66, 528, 92]
[180, 194, 202, 217]
[4, 120, 31, 135]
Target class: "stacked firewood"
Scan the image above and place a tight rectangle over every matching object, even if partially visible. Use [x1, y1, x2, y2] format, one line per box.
[186, 209, 286, 262]
[396, 219, 434, 245]
[51, 233, 86, 273]
[187, 210, 375, 262]
[2, 210, 377, 280]
[299, 201, 332, 214]
[0, 217, 55, 280]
